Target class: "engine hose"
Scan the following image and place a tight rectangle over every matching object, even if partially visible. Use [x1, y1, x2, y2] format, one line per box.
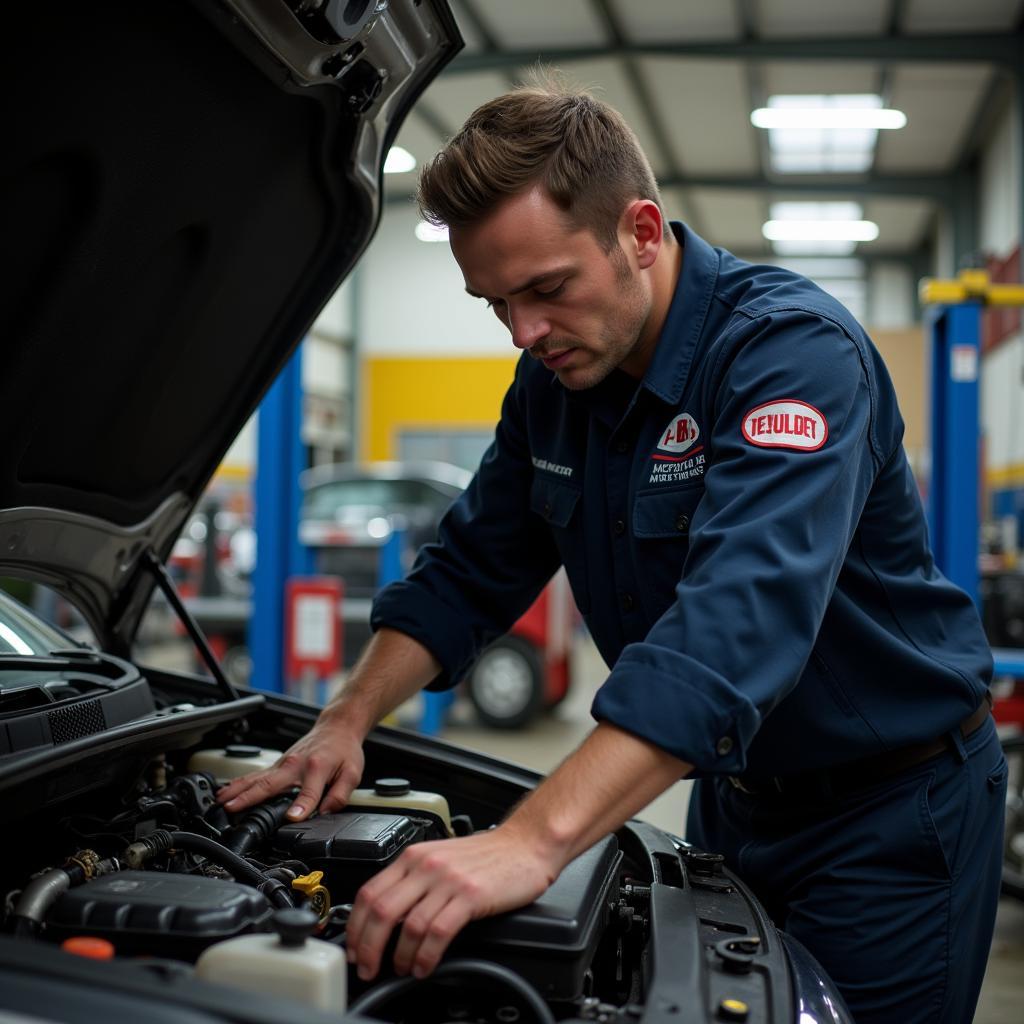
[219, 794, 296, 857]
[347, 958, 556, 1024]
[9, 869, 71, 936]
[166, 832, 294, 907]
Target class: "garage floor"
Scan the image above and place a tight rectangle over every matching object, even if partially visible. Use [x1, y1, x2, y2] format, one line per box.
[429, 633, 1024, 1024]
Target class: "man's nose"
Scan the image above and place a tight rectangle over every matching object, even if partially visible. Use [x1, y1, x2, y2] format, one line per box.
[508, 305, 549, 350]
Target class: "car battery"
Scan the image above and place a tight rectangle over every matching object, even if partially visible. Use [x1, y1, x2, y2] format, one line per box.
[275, 811, 429, 902]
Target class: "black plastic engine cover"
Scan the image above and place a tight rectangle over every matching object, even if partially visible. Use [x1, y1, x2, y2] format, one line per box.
[275, 811, 428, 901]
[453, 835, 622, 1001]
[46, 871, 273, 958]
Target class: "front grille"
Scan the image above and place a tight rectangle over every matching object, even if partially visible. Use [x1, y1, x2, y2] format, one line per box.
[48, 699, 107, 745]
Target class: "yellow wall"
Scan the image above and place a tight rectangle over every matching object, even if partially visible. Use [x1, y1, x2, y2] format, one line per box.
[361, 356, 519, 461]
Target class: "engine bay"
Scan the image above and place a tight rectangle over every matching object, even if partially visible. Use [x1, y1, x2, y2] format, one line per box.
[0, 661, 806, 1024]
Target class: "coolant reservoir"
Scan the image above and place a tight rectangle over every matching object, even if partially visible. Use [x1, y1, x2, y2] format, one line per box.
[347, 778, 453, 835]
[196, 908, 345, 1012]
[188, 745, 283, 782]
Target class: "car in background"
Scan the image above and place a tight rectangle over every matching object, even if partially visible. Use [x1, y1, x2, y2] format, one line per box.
[300, 461, 574, 728]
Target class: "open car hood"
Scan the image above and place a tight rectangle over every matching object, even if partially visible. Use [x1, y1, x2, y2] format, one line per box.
[0, 0, 460, 645]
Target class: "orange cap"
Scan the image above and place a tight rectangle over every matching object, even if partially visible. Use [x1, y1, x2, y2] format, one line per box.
[61, 936, 115, 960]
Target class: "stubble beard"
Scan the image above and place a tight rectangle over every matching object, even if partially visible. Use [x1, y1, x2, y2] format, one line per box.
[554, 265, 651, 392]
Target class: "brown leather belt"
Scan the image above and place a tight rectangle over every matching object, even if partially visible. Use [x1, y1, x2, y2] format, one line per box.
[728, 691, 993, 799]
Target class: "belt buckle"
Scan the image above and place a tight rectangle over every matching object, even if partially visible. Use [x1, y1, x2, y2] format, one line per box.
[728, 775, 758, 795]
[729, 775, 786, 796]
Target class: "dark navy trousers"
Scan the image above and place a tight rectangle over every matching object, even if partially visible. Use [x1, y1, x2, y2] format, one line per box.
[687, 717, 1007, 1024]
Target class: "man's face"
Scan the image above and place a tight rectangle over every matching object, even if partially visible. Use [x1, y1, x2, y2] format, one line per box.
[450, 186, 654, 390]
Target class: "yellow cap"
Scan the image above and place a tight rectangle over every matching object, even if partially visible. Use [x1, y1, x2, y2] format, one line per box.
[292, 870, 331, 920]
[718, 998, 750, 1021]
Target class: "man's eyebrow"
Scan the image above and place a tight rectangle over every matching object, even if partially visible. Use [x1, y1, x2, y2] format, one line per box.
[465, 267, 573, 300]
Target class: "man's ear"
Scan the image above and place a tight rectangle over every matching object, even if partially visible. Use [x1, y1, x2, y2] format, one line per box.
[621, 199, 664, 271]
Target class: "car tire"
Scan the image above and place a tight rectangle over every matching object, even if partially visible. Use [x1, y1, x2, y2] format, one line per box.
[1002, 733, 1024, 900]
[467, 636, 545, 730]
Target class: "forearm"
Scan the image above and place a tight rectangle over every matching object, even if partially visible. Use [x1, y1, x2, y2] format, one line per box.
[319, 627, 442, 739]
[499, 722, 692, 871]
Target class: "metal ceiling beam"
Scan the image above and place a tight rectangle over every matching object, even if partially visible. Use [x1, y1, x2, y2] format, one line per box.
[456, 0, 519, 90]
[735, 0, 774, 230]
[444, 33, 1022, 73]
[955, 69, 1013, 169]
[588, 0, 708, 236]
[656, 173, 952, 201]
[412, 101, 456, 143]
[386, 172, 950, 206]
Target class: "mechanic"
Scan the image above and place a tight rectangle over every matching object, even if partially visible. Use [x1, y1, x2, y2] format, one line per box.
[218, 84, 1006, 1024]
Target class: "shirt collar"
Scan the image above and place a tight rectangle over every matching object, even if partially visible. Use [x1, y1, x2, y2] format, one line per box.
[640, 221, 720, 406]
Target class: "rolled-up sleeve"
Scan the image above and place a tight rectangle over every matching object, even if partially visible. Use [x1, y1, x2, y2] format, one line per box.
[592, 310, 882, 774]
[371, 359, 561, 690]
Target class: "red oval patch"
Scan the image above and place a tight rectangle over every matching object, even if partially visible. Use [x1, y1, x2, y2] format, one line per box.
[742, 399, 828, 451]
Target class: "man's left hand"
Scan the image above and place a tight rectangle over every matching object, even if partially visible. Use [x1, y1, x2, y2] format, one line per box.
[346, 826, 557, 980]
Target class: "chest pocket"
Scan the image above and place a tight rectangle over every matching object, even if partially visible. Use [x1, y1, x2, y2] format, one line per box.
[632, 484, 704, 615]
[530, 475, 589, 613]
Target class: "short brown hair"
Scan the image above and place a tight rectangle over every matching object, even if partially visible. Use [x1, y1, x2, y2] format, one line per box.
[416, 81, 666, 250]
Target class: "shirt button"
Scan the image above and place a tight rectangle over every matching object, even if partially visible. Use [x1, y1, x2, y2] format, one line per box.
[675, 513, 690, 532]
[716, 736, 734, 757]
[620, 593, 634, 612]
[543, 502, 552, 519]
[613, 519, 625, 536]
[614, 440, 629, 454]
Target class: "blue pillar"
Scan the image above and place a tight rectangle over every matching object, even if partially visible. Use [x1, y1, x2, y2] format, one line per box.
[250, 347, 313, 694]
[927, 303, 982, 606]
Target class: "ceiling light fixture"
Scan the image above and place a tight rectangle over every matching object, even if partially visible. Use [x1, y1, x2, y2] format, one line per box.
[762, 219, 880, 242]
[751, 107, 907, 130]
[415, 220, 449, 243]
[384, 146, 417, 174]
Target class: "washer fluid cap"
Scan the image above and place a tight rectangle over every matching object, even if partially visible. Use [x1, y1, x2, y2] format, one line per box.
[273, 907, 319, 948]
[225, 744, 262, 758]
[374, 778, 411, 796]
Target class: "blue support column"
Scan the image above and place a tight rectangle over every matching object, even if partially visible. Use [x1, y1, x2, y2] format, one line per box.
[250, 347, 313, 694]
[927, 303, 982, 606]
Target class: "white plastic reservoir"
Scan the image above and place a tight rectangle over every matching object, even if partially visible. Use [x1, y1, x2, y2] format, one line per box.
[188, 745, 283, 782]
[347, 778, 453, 835]
[196, 909, 345, 1012]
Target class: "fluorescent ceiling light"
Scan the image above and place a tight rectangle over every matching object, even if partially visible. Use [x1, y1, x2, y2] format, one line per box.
[770, 239, 859, 257]
[752, 107, 906, 130]
[415, 220, 449, 243]
[384, 146, 417, 174]
[763, 219, 879, 242]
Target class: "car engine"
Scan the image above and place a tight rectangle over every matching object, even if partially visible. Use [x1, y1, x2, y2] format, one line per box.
[0, 644, 837, 1024]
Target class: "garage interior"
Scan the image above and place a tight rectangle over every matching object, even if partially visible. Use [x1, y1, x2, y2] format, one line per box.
[11, 1, 1022, 1021]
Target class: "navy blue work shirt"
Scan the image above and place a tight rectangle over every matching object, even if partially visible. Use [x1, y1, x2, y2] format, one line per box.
[372, 222, 992, 779]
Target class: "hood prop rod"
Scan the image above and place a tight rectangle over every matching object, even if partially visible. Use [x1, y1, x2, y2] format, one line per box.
[142, 549, 240, 702]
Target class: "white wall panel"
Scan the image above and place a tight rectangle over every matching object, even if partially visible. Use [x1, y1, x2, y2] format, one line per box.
[981, 333, 1024, 470]
[868, 262, 914, 327]
[979, 98, 1021, 257]
[358, 204, 510, 355]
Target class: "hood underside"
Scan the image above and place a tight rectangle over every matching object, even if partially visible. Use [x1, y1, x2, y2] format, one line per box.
[0, 0, 460, 642]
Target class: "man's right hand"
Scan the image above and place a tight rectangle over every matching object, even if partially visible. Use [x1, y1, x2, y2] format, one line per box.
[216, 715, 365, 822]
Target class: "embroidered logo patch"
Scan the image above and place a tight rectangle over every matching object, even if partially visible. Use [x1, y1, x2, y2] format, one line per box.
[656, 413, 700, 454]
[742, 400, 827, 451]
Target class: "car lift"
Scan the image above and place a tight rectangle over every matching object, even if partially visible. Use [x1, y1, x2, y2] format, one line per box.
[920, 269, 1024, 692]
